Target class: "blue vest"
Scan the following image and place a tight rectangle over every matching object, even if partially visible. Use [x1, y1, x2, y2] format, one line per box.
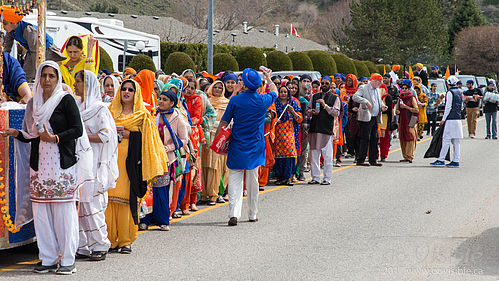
[446, 87, 462, 120]
[11, 21, 53, 54]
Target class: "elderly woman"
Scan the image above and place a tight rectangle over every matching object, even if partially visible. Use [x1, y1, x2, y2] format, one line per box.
[73, 70, 119, 261]
[106, 79, 169, 253]
[140, 89, 189, 231]
[396, 81, 419, 163]
[2, 61, 89, 274]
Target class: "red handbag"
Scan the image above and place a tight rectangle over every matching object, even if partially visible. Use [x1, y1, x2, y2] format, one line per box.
[209, 125, 231, 154]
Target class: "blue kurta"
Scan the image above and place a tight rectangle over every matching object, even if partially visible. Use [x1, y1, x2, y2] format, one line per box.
[3, 52, 28, 101]
[221, 90, 277, 170]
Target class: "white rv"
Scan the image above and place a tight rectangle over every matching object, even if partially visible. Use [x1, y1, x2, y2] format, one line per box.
[22, 11, 161, 72]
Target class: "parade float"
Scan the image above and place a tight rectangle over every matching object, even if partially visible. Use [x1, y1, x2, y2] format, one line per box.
[0, 0, 46, 249]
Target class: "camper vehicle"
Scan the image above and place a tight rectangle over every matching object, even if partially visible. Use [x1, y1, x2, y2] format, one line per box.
[22, 11, 161, 72]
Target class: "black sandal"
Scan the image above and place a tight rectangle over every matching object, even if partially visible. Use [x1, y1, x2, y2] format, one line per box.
[75, 252, 89, 259]
[88, 251, 107, 261]
[172, 212, 182, 219]
[119, 245, 132, 254]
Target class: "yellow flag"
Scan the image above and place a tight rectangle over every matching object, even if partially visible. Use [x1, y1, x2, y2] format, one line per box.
[383, 65, 386, 74]
[408, 66, 414, 80]
[445, 65, 450, 79]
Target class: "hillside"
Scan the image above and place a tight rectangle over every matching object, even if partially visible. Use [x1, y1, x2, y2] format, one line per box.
[47, 0, 498, 43]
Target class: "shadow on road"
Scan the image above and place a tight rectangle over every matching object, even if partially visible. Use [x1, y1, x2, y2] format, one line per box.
[173, 221, 228, 227]
[453, 227, 499, 276]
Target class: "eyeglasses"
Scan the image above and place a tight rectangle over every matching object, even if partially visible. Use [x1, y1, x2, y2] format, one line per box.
[122, 87, 135, 92]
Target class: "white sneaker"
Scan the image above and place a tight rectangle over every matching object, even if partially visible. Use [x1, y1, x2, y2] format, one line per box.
[470, 134, 475, 138]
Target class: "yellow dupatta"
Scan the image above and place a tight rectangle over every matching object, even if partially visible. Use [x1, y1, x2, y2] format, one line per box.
[108, 80, 169, 181]
[60, 34, 100, 91]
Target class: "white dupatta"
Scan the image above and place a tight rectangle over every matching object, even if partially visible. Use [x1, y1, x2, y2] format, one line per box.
[78, 70, 119, 202]
[21, 61, 94, 196]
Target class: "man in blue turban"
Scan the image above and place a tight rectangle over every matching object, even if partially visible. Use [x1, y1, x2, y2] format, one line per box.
[216, 68, 277, 226]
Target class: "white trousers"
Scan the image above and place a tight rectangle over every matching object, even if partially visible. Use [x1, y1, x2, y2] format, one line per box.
[438, 137, 460, 162]
[310, 138, 334, 182]
[33, 201, 78, 266]
[78, 192, 111, 255]
[228, 167, 259, 220]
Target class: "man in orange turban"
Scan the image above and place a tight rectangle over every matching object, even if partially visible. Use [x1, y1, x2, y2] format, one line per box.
[389, 65, 400, 84]
[415, 63, 428, 87]
[1, 5, 65, 81]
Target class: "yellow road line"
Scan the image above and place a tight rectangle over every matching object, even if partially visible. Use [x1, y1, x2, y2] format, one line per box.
[1, 117, 482, 273]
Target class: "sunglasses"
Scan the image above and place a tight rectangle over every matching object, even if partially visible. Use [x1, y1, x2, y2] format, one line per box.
[321, 82, 330, 86]
[401, 87, 408, 90]
[122, 87, 135, 92]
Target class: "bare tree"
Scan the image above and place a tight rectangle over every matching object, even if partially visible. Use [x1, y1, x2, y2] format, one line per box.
[454, 25, 499, 77]
[313, 0, 351, 49]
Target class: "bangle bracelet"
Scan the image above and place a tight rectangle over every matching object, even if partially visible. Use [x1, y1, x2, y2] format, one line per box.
[55, 135, 59, 143]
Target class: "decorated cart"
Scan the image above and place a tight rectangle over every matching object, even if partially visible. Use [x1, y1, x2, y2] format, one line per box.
[0, 108, 35, 249]
[0, 0, 46, 250]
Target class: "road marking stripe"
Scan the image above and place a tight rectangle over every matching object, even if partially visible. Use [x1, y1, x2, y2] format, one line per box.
[0, 117, 482, 273]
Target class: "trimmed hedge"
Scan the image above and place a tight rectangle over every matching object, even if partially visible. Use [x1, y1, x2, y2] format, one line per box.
[237, 47, 267, 70]
[363, 61, 378, 74]
[353, 60, 370, 78]
[266, 51, 293, 71]
[128, 54, 156, 72]
[164, 52, 196, 74]
[331, 53, 357, 76]
[287, 52, 313, 71]
[306, 50, 337, 75]
[99, 46, 114, 72]
[213, 53, 239, 74]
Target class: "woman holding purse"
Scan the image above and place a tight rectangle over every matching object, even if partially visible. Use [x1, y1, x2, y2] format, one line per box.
[396, 81, 419, 163]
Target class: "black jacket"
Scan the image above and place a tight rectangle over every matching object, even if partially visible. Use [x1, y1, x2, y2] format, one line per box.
[127, 131, 147, 225]
[309, 91, 338, 136]
[17, 95, 83, 171]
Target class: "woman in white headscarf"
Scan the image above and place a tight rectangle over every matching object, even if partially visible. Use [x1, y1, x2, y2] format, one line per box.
[101, 75, 120, 103]
[1, 61, 92, 275]
[73, 70, 119, 261]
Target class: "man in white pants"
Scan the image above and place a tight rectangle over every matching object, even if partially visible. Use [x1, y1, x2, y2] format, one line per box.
[431, 76, 463, 167]
[216, 68, 277, 226]
[306, 76, 340, 185]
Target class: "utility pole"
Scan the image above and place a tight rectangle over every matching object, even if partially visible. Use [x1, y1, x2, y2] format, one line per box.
[207, 0, 213, 74]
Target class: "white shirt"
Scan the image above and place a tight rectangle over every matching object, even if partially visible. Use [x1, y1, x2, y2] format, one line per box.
[370, 84, 380, 117]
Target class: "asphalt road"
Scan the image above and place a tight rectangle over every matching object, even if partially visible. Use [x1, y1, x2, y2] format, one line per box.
[1, 118, 499, 281]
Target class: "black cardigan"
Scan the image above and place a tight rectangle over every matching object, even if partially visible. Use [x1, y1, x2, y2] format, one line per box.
[309, 91, 338, 136]
[126, 131, 147, 225]
[17, 94, 83, 171]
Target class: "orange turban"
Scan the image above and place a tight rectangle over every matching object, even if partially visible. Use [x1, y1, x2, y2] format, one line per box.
[123, 67, 136, 75]
[416, 63, 423, 69]
[370, 73, 383, 81]
[392, 65, 400, 72]
[1, 5, 24, 23]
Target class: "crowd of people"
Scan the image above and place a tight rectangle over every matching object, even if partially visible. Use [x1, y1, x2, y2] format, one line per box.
[0, 14, 498, 274]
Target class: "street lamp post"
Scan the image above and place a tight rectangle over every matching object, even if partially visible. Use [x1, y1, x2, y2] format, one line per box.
[207, 0, 213, 74]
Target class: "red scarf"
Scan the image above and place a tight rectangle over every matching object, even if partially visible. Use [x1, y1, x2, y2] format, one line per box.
[399, 93, 418, 141]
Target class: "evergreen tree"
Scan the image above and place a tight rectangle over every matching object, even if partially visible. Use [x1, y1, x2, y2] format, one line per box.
[448, 0, 486, 50]
[338, 0, 448, 65]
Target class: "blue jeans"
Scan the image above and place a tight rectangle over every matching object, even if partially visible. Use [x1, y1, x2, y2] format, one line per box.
[485, 112, 497, 138]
